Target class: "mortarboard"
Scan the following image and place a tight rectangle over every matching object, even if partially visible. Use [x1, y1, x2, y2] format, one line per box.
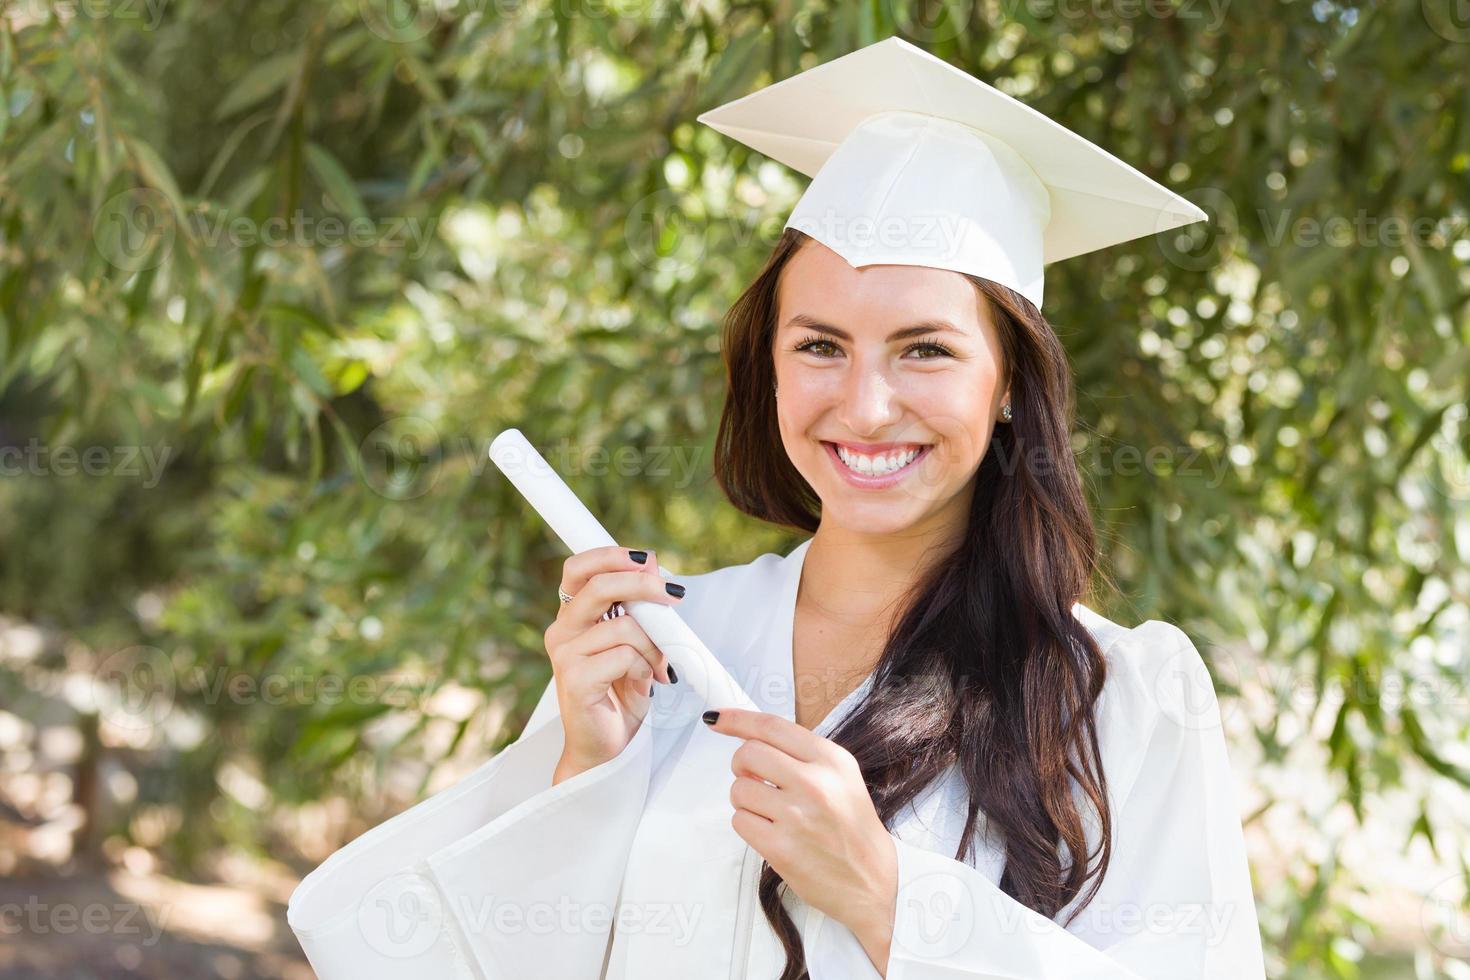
[697, 36, 1207, 309]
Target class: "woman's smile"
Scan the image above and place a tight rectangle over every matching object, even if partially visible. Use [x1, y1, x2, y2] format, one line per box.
[821, 440, 934, 489]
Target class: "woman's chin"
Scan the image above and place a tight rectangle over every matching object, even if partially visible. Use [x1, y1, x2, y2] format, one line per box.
[808, 448, 956, 512]
[809, 471, 959, 532]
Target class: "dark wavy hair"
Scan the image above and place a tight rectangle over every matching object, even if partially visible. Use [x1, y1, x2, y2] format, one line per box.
[712, 227, 1116, 979]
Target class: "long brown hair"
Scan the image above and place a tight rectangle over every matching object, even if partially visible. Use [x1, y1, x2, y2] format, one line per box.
[713, 228, 1115, 978]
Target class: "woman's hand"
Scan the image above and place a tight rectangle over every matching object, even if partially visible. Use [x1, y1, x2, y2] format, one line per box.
[704, 707, 898, 976]
[543, 546, 687, 784]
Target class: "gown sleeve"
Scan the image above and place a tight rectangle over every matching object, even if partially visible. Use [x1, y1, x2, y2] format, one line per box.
[286, 564, 687, 979]
[806, 619, 1268, 980]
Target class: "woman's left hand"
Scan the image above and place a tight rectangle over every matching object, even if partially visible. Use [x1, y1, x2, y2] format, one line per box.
[704, 707, 898, 972]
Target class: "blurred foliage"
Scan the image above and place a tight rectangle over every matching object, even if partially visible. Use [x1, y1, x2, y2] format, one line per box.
[1, 0, 1468, 976]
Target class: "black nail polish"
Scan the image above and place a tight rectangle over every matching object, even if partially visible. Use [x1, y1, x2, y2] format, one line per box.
[665, 582, 685, 599]
[667, 664, 678, 684]
[629, 550, 648, 564]
[702, 710, 719, 725]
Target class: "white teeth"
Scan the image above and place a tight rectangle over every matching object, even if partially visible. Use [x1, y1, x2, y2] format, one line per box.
[834, 445, 923, 476]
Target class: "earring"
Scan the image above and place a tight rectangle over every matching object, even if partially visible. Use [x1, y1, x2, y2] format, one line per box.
[772, 381, 779, 397]
[1001, 403, 1012, 423]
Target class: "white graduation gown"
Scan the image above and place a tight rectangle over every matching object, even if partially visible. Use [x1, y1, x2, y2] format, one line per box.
[287, 536, 1267, 978]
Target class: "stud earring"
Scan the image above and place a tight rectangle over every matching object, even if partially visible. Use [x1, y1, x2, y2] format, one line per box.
[1001, 403, 1012, 423]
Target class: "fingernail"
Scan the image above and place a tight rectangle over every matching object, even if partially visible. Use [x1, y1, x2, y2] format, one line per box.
[665, 582, 686, 599]
[701, 710, 719, 725]
[629, 550, 648, 564]
[667, 664, 679, 684]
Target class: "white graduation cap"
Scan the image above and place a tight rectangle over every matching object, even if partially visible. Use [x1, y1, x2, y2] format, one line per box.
[697, 36, 1207, 309]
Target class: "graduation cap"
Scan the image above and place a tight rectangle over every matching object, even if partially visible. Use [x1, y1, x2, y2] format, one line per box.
[697, 36, 1206, 309]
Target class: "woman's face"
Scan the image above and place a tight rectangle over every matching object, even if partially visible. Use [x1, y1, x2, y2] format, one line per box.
[772, 239, 1010, 536]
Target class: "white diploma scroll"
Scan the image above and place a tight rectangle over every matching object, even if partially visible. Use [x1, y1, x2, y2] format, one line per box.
[488, 428, 757, 714]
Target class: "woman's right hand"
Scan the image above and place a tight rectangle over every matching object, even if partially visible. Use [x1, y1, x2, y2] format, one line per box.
[543, 547, 687, 784]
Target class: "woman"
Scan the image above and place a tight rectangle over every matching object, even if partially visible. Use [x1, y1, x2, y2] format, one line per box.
[288, 38, 1266, 979]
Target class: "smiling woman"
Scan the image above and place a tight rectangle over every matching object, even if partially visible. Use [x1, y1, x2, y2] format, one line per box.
[713, 220, 1209, 976]
[773, 241, 1012, 518]
[698, 39, 1264, 979]
[288, 36, 1265, 980]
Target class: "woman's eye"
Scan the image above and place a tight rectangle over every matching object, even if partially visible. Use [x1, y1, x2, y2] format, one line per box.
[792, 336, 955, 359]
[794, 338, 839, 357]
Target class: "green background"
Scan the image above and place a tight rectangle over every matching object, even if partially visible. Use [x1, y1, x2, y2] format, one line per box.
[2, 0, 1468, 976]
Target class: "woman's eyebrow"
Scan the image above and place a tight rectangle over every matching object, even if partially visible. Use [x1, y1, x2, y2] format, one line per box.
[781, 313, 964, 341]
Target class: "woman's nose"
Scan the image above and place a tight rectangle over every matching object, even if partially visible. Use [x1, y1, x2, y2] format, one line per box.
[838, 367, 902, 433]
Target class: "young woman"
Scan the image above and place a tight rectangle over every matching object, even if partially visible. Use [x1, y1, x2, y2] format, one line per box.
[288, 38, 1266, 980]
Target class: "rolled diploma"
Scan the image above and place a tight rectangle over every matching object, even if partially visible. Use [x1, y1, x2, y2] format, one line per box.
[488, 428, 757, 712]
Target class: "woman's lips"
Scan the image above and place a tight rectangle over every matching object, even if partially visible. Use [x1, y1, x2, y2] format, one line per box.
[821, 441, 933, 489]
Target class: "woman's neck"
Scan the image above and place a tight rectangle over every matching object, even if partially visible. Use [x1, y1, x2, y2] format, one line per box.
[799, 520, 959, 636]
